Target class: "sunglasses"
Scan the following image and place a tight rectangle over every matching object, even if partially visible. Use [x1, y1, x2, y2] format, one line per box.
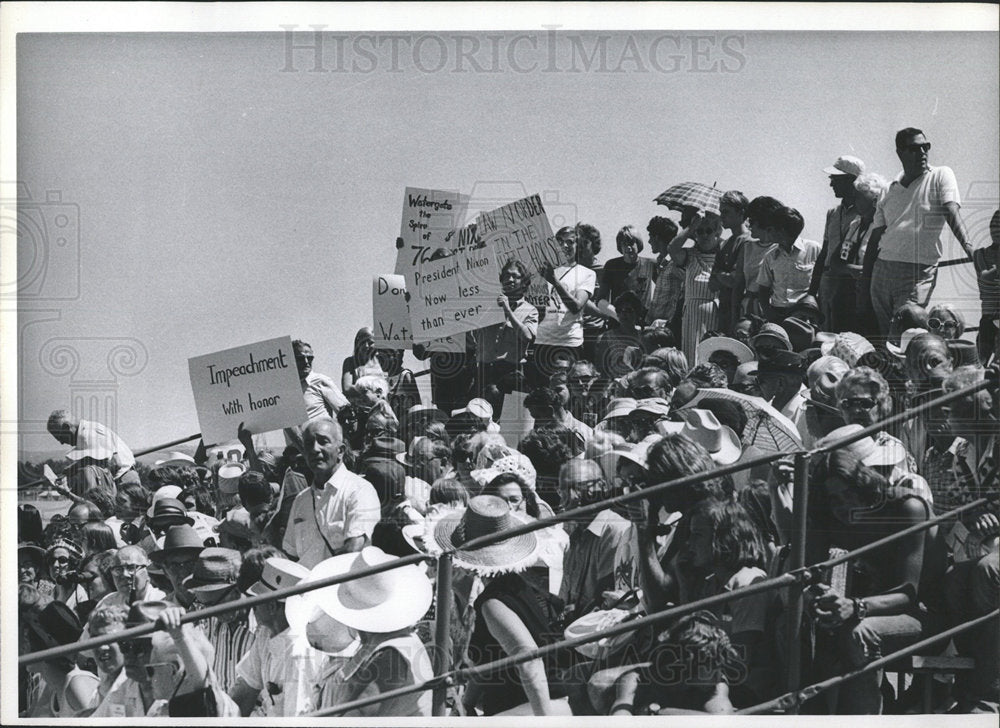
[927, 317, 955, 331]
[295, 354, 314, 362]
[120, 638, 154, 657]
[50, 556, 72, 565]
[842, 396, 878, 410]
[900, 142, 931, 153]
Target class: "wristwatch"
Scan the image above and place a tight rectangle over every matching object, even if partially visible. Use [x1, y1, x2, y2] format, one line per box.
[852, 597, 869, 620]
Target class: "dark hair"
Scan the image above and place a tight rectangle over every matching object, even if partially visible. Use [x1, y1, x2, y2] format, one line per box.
[80, 521, 117, 554]
[647, 216, 679, 241]
[483, 472, 540, 518]
[643, 612, 739, 703]
[691, 498, 765, 570]
[685, 362, 729, 389]
[746, 196, 784, 230]
[575, 222, 602, 255]
[18, 504, 44, 545]
[720, 190, 749, 215]
[613, 290, 647, 321]
[292, 338, 311, 354]
[450, 433, 475, 469]
[145, 464, 201, 490]
[179, 484, 215, 518]
[446, 411, 485, 439]
[429, 478, 470, 507]
[238, 470, 273, 509]
[524, 387, 563, 413]
[625, 367, 672, 399]
[616, 225, 645, 254]
[519, 426, 574, 477]
[696, 398, 749, 438]
[555, 225, 578, 247]
[645, 434, 724, 512]
[808, 448, 885, 521]
[500, 258, 532, 288]
[738, 480, 780, 545]
[895, 127, 924, 149]
[81, 487, 116, 519]
[641, 327, 675, 352]
[771, 206, 805, 239]
[423, 421, 451, 446]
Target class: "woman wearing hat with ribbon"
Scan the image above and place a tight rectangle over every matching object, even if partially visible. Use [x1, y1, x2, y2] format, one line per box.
[299, 546, 434, 716]
[21, 600, 100, 717]
[427, 495, 570, 716]
[45, 539, 88, 611]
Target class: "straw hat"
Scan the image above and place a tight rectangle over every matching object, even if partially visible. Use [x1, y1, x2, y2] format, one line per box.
[301, 546, 432, 633]
[247, 557, 310, 597]
[429, 495, 539, 575]
[599, 397, 638, 424]
[182, 547, 241, 595]
[678, 409, 742, 465]
[752, 323, 793, 353]
[696, 337, 754, 366]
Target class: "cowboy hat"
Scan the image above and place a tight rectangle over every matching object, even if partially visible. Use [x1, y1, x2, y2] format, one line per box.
[301, 546, 432, 633]
[696, 337, 754, 366]
[429, 495, 538, 575]
[182, 547, 241, 595]
[885, 327, 927, 358]
[151, 451, 196, 470]
[678, 409, 742, 465]
[599, 397, 638, 424]
[148, 524, 205, 563]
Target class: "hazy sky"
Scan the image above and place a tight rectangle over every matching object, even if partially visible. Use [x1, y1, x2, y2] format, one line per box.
[13, 25, 1000, 455]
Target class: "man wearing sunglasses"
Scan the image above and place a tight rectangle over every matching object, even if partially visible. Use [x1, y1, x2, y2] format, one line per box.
[862, 127, 973, 336]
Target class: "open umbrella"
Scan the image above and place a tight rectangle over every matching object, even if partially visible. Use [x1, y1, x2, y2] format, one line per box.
[677, 388, 802, 454]
[654, 182, 723, 217]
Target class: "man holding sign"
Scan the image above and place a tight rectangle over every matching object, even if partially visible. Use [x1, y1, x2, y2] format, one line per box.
[531, 226, 597, 387]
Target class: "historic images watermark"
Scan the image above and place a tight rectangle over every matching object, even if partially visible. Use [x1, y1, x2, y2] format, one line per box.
[279, 28, 748, 75]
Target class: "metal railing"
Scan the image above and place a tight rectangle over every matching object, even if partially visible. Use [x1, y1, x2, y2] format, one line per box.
[17, 378, 997, 717]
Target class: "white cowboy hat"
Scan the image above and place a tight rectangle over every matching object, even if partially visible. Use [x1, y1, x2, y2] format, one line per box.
[885, 327, 927, 358]
[696, 336, 755, 366]
[678, 409, 742, 465]
[299, 547, 432, 633]
[151, 451, 196, 470]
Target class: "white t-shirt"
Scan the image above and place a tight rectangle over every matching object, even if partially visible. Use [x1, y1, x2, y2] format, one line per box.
[535, 264, 597, 347]
[874, 165, 961, 266]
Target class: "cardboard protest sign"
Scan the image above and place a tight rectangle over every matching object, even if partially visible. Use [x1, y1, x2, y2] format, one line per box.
[188, 336, 307, 445]
[395, 188, 470, 274]
[402, 244, 505, 343]
[475, 194, 563, 308]
[373, 274, 413, 349]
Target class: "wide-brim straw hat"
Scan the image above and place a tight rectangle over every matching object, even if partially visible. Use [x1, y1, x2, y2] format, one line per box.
[428, 495, 538, 575]
[696, 337, 754, 366]
[300, 546, 432, 633]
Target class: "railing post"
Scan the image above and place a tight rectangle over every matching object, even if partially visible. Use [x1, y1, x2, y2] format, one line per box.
[431, 553, 453, 717]
[783, 451, 810, 710]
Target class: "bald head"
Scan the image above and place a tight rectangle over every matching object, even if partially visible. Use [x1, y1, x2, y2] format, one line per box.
[905, 332, 952, 385]
[559, 458, 603, 488]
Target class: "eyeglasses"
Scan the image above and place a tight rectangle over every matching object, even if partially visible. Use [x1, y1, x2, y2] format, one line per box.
[111, 563, 148, 577]
[899, 142, 931, 153]
[842, 396, 878, 410]
[927, 317, 955, 331]
[120, 638, 154, 657]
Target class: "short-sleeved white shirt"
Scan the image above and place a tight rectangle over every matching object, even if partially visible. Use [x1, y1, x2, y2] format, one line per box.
[282, 464, 381, 568]
[236, 627, 327, 717]
[874, 166, 961, 266]
[756, 238, 821, 307]
[535, 264, 597, 347]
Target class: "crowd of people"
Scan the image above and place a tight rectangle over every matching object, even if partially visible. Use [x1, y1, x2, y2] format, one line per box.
[16, 126, 999, 717]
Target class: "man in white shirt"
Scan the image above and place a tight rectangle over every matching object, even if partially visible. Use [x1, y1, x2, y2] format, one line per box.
[533, 226, 597, 386]
[47, 409, 138, 486]
[756, 206, 821, 323]
[862, 127, 973, 335]
[284, 339, 350, 451]
[283, 417, 380, 568]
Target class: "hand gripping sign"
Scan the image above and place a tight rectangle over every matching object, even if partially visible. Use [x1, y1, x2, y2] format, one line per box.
[188, 336, 307, 445]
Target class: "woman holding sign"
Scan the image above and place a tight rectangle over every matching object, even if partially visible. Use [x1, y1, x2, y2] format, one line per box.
[342, 328, 388, 392]
[532, 227, 597, 388]
[470, 259, 539, 419]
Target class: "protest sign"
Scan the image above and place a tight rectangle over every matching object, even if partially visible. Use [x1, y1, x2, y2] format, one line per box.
[395, 187, 470, 274]
[188, 336, 307, 445]
[402, 244, 505, 343]
[373, 274, 413, 349]
[475, 193, 564, 308]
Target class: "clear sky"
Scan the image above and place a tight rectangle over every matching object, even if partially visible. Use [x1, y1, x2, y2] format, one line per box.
[12, 22, 1000, 457]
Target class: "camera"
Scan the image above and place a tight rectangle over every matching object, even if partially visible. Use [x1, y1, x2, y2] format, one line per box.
[0, 182, 81, 301]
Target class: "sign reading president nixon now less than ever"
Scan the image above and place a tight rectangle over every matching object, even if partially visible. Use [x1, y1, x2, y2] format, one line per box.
[188, 336, 307, 445]
[402, 244, 506, 343]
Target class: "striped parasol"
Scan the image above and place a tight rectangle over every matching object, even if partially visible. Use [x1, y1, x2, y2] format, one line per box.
[654, 181, 723, 216]
[678, 388, 803, 454]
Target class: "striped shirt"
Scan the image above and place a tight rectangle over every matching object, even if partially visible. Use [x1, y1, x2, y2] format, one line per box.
[202, 617, 256, 694]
